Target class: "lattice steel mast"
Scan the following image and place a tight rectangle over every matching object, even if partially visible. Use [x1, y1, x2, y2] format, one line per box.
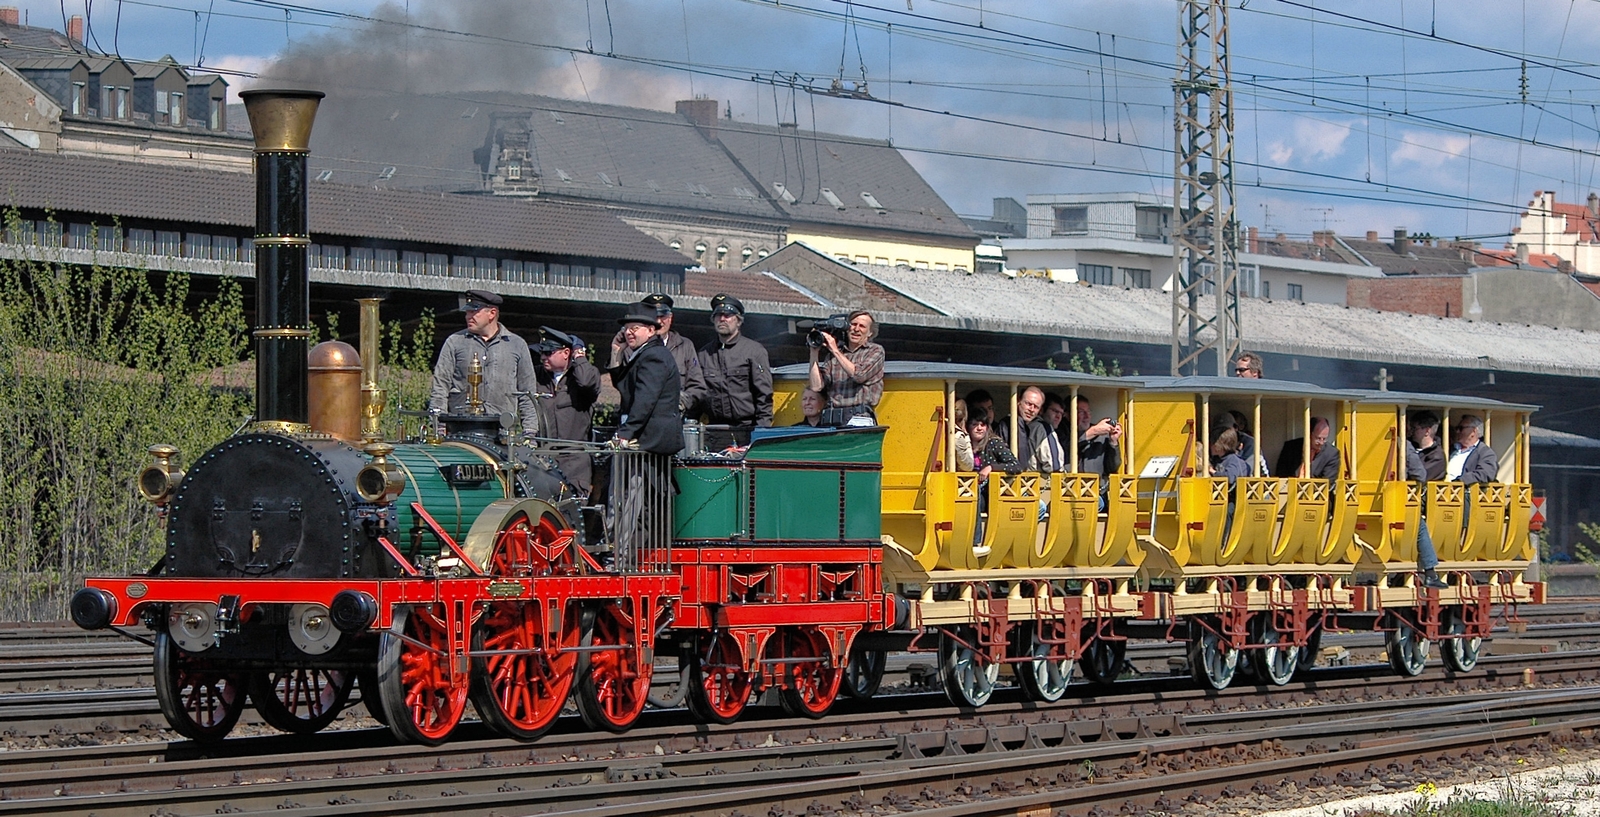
[1171, 0, 1240, 376]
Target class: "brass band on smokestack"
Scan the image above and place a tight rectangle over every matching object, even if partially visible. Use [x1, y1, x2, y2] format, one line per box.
[240, 88, 324, 431]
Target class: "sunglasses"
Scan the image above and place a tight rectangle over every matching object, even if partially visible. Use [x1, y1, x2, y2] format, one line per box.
[1234, 367, 1251, 373]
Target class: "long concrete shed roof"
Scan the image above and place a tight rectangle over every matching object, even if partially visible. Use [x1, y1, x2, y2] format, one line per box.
[847, 265, 1600, 379]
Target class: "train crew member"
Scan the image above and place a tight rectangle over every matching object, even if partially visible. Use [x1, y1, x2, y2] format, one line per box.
[1449, 415, 1498, 484]
[792, 388, 826, 428]
[611, 293, 706, 416]
[696, 294, 773, 448]
[534, 327, 601, 496]
[609, 303, 684, 454]
[1404, 427, 1449, 589]
[952, 399, 975, 471]
[1274, 417, 1339, 479]
[1409, 411, 1446, 481]
[428, 289, 540, 436]
[1233, 352, 1264, 379]
[808, 309, 885, 427]
[1019, 386, 1064, 472]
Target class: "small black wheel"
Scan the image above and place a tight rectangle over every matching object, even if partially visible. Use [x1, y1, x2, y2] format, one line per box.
[250, 667, 353, 734]
[840, 646, 887, 700]
[1079, 636, 1126, 685]
[1385, 613, 1430, 677]
[153, 632, 247, 742]
[1440, 607, 1482, 673]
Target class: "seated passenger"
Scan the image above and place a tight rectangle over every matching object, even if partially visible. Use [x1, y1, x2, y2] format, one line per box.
[791, 388, 825, 428]
[1405, 428, 1448, 589]
[1076, 396, 1122, 474]
[1448, 414, 1498, 484]
[952, 399, 975, 471]
[1274, 417, 1339, 479]
[965, 388, 1007, 444]
[1044, 393, 1067, 438]
[1226, 409, 1268, 476]
[1019, 386, 1065, 473]
[1210, 426, 1251, 480]
[969, 411, 1019, 480]
[1409, 411, 1445, 481]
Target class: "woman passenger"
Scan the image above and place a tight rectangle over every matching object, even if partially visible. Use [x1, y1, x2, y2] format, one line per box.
[953, 399, 975, 471]
[969, 411, 1019, 480]
[1210, 426, 1251, 481]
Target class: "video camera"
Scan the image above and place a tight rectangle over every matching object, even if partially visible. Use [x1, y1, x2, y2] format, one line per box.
[797, 314, 851, 348]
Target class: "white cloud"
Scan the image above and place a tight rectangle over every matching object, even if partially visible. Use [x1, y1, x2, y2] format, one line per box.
[1392, 131, 1471, 168]
[1292, 118, 1350, 161]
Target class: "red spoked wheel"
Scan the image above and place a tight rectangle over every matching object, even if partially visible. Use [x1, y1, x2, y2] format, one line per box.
[378, 605, 468, 745]
[250, 667, 354, 734]
[470, 502, 582, 741]
[778, 628, 843, 719]
[464, 499, 577, 577]
[153, 631, 247, 742]
[686, 631, 754, 725]
[575, 602, 653, 733]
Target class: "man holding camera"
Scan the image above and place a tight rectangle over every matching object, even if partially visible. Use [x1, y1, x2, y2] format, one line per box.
[807, 310, 885, 427]
[697, 294, 773, 448]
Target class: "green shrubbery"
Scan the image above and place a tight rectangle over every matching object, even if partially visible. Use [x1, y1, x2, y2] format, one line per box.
[0, 215, 434, 619]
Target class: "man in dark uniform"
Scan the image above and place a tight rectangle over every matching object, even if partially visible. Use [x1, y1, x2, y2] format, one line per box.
[612, 293, 705, 416]
[534, 327, 601, 496]
[608, 303, 683, 567]
[696, 294, 772, 449]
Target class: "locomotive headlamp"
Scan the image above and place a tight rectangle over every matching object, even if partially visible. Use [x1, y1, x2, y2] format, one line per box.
[137, 444, 184, 505]
[357, 442, 406, 503]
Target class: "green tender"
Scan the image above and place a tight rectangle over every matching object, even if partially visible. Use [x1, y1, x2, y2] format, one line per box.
[673, 427, 884, 542]
[388, 442, 510, 558]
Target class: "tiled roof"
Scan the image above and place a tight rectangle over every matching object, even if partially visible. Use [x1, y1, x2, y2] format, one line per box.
[681, 267, 822, 306]
[297, 90, 972, 241]
[1337, 237, 1476, 276]
[0, 21, 79, 55]
[0, 149, 690, 267]
[1476, 249, 1564, 270]
[1548, 200, 1600, 241]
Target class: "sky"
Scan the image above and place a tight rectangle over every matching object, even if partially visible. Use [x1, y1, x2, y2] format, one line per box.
[9, 0, 1600, 246]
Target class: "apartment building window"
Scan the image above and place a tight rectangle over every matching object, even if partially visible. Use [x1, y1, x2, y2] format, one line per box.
[103, 87, 128, 120]
[124, 229, 153, 254]
[474, 257, 496, 279]
[1286, 283, 1303, 302]
[71, 82, 85, 115]
[348, 246, 375, 272]
[155, 90, 167, 116]
[1260, 280, 1271, 299]
[401, 251, 424, 275]
[570, 265, 592, 287]
[211, 235, 237, 261]
[67, 223, 93, 250]
[35, 221, 63, 247]
[638, 269, 661, 292]
[499, 259, 523, 282]
[1135, 206, 1168, 241]
[548, 263, 570, 286]
[155, 231, 181, 256]
[614, 268, 637, 290]
[1080, 263, 1115, 286]
[168, 93, 182, 125]
[450, 255, 473, 277]
[426, 254, 448, 276]
[1121, 267, 1152, 289]
[1052, 206, 1088, 235]
[95, 226, 122, 253]
[1238, 264, 1259, 298]
[374, 249, 398, 274]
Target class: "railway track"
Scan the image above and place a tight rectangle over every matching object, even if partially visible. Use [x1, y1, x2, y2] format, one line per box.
[0, 649, 1595, 815]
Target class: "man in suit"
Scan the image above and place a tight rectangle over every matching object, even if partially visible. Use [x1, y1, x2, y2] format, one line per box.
[534, 327, 601, 496]
[609, 303, 683, 455]
[1274, 417, 1340, 479]
[610, 293, 706, 417]
[1448, 415, 1498, 484]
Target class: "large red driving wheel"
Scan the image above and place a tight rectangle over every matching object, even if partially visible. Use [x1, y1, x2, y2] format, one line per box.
[378, 606, 469, 745]
[778, 628, 842, 719]
[153, 631, 247, 742]
[250, 667, 353, 734]
[686, 631, 754, 724]
[575, 602, 653, 733]
[470, 505, 581, 741]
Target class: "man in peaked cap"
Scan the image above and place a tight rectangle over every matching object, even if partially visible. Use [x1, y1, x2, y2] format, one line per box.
[612, 292, 706, 417]
[609, 303, 683, 455]
[534, 326, 601, 495]
[696, 294, 772, 449]
[428, 289, 539, 436]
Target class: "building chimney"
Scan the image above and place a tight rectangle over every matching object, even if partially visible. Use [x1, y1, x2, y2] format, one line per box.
[1247, 226, 1258, 254]
[675, 98, 720, 141]
[1366, 230, 1378, 242]
[1311, 230, 1334, 248]
[1559, 258, 1575, 273]
[1588, 192, 1599, 219]
[66, 14, 82, 43]
[0, 7, 19, 26]
[1394, 227, 1410, 254]
[1515, 243, 1529, 265]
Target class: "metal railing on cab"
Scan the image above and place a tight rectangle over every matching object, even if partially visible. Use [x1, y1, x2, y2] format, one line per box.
[604, 449, 672, 574]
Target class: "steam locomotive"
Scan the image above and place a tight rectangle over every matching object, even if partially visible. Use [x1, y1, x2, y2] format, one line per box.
[71, 90, 1544, 748]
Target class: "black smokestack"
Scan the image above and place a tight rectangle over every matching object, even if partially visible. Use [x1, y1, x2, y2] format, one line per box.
[240, 89, 324, 429]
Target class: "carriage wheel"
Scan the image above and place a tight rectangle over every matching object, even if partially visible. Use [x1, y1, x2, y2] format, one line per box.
[378, 606, 468, 745]
[778, 628, 842, 719]
[463, 499, 576, 577]
[686, 631, 754, 724]
[1441, 607, 1482, 673]
[153, 631, 247, 742]
[357, 671, 388, 725]
[1188, 619, 1239, 691]
[1385, 613, 1430, 677]
[1249, 615, 1300, 687]
[575, 602, 653, 733]
[1079, 634, 1126, 686]
[840, 645, 887, 700]
[249, 667, 353, 734]
[939, 627, 998, 708]
[1015, 623, 1074, 703]
[1295, 619, 1324, 679]
[469, 505, 581, 741]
